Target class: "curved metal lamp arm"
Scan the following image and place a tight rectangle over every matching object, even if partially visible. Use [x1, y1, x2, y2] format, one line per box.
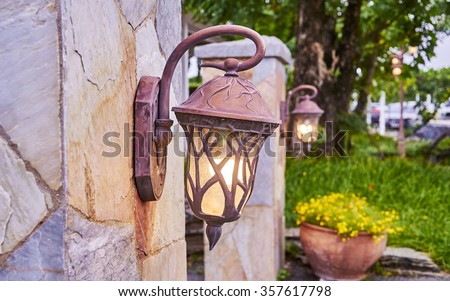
[158, 25, 266, 121]
[287, 84, 318, 104]
[280, 85, 319, 132]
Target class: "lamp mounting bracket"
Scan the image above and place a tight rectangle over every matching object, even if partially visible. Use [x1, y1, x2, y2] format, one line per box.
[134, 76, 171, 201]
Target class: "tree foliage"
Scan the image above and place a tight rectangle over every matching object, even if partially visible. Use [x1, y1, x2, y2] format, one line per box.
[184, 0, 450, 130]
[184, 0, 299, 44]
[409, 68, 450, 123]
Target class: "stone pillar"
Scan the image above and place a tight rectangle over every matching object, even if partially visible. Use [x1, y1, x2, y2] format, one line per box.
[1, 0, 186, 280]
[195, 37, 291, 280]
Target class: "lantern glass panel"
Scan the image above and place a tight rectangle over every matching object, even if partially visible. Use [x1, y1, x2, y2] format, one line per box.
[183, 125, 264, 223]
[295, 115, 320, 142]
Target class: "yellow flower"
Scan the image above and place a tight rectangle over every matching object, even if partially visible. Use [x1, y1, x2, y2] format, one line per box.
[294, 192, 403, 242]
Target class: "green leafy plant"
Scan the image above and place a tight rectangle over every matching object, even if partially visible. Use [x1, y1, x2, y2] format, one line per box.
[276, 268, 290, 281]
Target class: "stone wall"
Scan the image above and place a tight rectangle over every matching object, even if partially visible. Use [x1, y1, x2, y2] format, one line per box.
[0, 0, 186, 280]
[0, 0, 63, 280]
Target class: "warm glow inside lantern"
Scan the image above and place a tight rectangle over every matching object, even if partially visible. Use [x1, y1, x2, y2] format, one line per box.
[295, 115, 319, 142]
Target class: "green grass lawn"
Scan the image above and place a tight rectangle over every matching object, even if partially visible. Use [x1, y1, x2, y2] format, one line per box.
[285, 134, 450, 271]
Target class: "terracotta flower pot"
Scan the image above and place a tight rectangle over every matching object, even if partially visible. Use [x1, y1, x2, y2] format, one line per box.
[300, 222, 387, 280]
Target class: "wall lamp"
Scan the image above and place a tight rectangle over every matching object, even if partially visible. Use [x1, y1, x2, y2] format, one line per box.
[282, 85, 323, 145]
[391, 53, 403, 77]
[134, 25, 280, 250]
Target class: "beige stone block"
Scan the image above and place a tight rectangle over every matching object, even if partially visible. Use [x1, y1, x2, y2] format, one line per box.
[275, 60, 287, 102]
[0, 0, 61, 190]
[118, 0, 157, 29]
[0, 137, 49, 254]
[66, 207, 139, 280]
[204, 222, 246, 280]
[142, 239, 187, 281]
[136, 20, 165, 76]
[256, 76, 279, 119]
[62, 0, 136, 222]
[205, 206, 276, 280]
[146, 140, 186, 251]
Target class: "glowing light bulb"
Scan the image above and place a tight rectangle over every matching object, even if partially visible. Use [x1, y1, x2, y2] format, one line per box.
[296, 118, 318, 142]
[297, 119, 313, 136]
[299, 123, 313, 135]
[209, 158, 243, 185]
[392, 67, 402, 76]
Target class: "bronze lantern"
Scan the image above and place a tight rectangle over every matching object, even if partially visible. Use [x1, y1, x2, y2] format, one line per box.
[289, 85, 323, 144]
[134, 25, 279, 250]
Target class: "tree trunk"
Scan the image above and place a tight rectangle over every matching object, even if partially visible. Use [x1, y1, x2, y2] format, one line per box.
[355, 41, 379, 116]
[289, 0, 326, 154]
[293, 0, 326, 89]
[333, 0, 363, 118]
[293, 0, 363, 154]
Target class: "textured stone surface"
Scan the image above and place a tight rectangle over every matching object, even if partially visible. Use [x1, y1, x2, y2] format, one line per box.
[66, 207, 139, 280]
[62, 0, 136, 221]
[146, 140, 186, 251]
[205, 207, 276, 280]
[0, 136, 49, 254]
[195, 36, 292, 65]
[156, 0, 182, 59]
[131, 139, 185, 258]
[253, 57, 280, 86]
[379, 247, 444, 277]
[0, 0, 186, 281]
[118, 0, 157, 29]
[0, 208, 64, 280]
[61, 0, 186, 281]
[142, 239, 187, 281]
[0, 0, 61, 190]
[0, 187, 13, 248]
[248, 140, 276, 207]
[249, 61, 285, 207]
[136, 20, 166, 79]
[156, 0, 182, 98]
[255, 58, 286, 117]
